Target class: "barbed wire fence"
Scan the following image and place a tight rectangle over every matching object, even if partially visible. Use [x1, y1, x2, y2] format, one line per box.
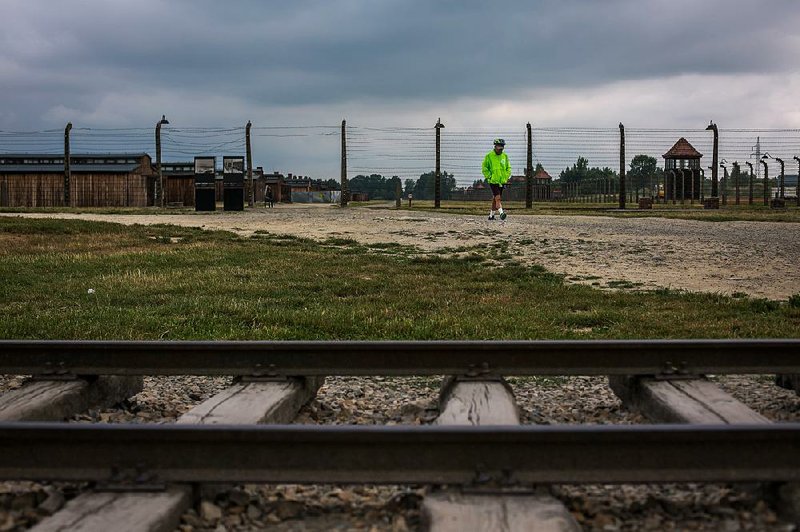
[1, 121, 799, 208]
[0, 129, 64, 154]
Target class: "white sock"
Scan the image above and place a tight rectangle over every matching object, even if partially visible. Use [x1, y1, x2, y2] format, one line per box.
[498, 208, 504, 214]
[489, 210, 495, 216]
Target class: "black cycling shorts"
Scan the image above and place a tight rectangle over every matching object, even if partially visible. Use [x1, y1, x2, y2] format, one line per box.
[489, 183, 504, 196]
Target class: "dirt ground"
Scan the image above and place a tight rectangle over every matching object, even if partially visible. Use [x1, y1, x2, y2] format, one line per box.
[5, 204, 800, 300]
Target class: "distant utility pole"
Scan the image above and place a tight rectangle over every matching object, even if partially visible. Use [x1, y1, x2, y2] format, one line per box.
[751, 137, 761, 181]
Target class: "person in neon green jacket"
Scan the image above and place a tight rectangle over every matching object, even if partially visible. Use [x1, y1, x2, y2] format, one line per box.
[482, 138, 511, 220]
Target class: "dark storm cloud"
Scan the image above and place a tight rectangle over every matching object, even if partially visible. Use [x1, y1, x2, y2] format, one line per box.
[2, 0, 799, 128]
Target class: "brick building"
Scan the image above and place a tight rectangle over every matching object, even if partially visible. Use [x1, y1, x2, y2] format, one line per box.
[452, 167, 552, 201]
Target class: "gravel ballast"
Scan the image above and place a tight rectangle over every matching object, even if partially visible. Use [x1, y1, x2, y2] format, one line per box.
[3, 374, 797, 530]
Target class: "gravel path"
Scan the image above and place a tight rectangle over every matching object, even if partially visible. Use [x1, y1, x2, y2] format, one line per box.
[4, 205, 799, 300]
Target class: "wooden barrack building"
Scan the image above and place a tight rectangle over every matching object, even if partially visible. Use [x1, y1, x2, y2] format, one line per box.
[0, 153, 154, 207]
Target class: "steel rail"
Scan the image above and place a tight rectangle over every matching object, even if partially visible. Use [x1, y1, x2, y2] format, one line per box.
[0, 339, 798, 377]
[0, 422, 798, 485]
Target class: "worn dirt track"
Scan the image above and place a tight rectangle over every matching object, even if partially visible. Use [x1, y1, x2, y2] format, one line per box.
[5, 205, 799, 300]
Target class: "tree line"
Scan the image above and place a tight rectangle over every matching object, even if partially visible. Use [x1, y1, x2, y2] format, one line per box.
[558, 154, 664, 190]
[337, 155, 665, 200]
[345, 172, 458, 200]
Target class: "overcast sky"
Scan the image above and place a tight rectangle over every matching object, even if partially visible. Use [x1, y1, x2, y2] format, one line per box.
[2, 0, 800, 180]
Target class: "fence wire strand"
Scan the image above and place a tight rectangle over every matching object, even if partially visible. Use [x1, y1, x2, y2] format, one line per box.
[2, 124, 799, 200]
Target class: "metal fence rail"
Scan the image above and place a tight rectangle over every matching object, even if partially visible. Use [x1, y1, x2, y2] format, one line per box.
[1, 339, 798, 377]
[0, 422, 798, 485]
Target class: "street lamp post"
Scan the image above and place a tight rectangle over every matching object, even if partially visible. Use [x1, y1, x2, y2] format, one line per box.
[794, 156, 800, 206]
[699, 169, 705, 202]
[719, 160, 727, 206]
[705, 122, 719, 197]
[155, 115, 169, 207]
[760, 156, 769, 206]
[434, 118, 444, 209]
[762, 153, 784, 200]
[670, 170, 676, 204]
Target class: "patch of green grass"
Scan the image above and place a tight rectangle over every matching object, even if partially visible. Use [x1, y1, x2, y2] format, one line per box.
[1, 218, 798, 340]
[0, 217, 131, 235]
[366, 242, 406, 250]
[606, 279, 643, 289]
[322, 236, 360, 246]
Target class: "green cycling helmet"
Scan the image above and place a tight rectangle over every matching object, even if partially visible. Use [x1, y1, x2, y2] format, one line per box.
[493, 138, 505, 146]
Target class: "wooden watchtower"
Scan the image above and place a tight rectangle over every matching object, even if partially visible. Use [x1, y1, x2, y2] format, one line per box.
[662, 138, 703, 201]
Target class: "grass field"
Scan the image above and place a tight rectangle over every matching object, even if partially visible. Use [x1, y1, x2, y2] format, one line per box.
[1, 217, 798, 340]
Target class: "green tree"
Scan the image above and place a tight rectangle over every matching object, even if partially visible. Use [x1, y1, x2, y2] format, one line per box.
[386, 176, 402, 199]
[349, 174, 395, 199]
[412, 171, 456, 200]
[556, 157, 620, 196]
[314, 178, 340, 191]
[587, 167, 617, 181]
[628, 154, 657, 191]
[560, 156, 589, 183]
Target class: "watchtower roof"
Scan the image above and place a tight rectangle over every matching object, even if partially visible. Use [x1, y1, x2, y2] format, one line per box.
[662, 138, 703, 159]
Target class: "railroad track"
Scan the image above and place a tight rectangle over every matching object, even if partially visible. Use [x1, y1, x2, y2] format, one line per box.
[2, 339, 798, 376]
[2, 423, 799, 485]
[0, 339, 798, 531]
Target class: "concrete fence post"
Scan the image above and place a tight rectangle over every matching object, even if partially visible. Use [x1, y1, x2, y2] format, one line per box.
[341, 119, 348, 207]
[618, 123, 626, 209]
[526, 122, 533, 209]
[63, 122, 72, 206]
[434, 118, 444, 208]
[246, 121, 253, 207]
